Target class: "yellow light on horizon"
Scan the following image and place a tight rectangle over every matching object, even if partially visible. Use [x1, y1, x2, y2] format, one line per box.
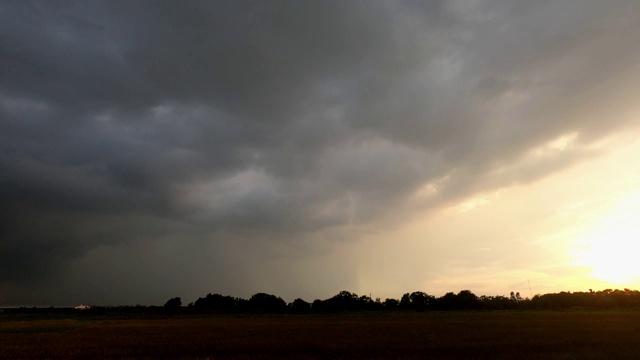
[570, 191, 640, 286]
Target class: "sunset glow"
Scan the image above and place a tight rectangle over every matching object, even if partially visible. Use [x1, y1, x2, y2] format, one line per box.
[571, 191, 640, 286]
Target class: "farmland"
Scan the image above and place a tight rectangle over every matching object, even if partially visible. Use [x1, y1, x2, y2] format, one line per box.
[2, 311, 640, 359]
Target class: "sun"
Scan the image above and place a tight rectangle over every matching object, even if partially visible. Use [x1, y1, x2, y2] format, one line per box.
[570, 191, 640, 285]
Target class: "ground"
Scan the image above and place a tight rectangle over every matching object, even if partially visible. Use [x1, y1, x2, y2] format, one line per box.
[1, 311, 639, 359]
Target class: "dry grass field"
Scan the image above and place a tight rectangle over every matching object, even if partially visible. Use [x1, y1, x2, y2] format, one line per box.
[2, 311, 640, 359]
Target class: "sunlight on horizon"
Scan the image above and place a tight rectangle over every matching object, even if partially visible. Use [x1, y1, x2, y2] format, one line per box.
[355, 131, 640, 299]
[570, 190, 640, 286]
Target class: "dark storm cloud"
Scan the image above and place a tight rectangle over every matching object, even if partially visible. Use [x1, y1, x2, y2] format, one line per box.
[2, 0, 640, 304]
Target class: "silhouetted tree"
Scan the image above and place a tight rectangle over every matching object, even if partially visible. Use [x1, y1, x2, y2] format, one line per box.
[383, 298, 400, 310]
[288, 298, 311, 313]
[248, 293, 287, 313]
[456, 290, 482, 310]
[194, 294, 236, 312]
[310, 291, 382, 312]
[410, 291, 436, 311]
[164, 297, 182, 311]
[187, 287, 640, 314]
[311, 299, 325, 312]
[479, 295, 513, 310]
[400, 293, 412, 310]
[235, 297, 250, 312]
[528, 289, 640, 310]
[436, 292, 458, 310]
[325, 291, 361, 312]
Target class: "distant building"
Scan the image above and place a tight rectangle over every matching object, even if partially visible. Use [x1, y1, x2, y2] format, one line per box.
[74, 304, 90, 310]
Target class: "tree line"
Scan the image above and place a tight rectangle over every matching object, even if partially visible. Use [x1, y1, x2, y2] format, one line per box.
[163, 288, 640, 313]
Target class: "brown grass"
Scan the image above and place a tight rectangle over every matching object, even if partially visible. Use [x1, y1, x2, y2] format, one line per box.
[2, 311, 640, 359]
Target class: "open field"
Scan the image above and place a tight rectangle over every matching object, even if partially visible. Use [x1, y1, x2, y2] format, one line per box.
[2, 311, 640, 359]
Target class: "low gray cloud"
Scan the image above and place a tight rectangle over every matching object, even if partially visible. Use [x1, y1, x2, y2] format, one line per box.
[2, 0, 640, 304]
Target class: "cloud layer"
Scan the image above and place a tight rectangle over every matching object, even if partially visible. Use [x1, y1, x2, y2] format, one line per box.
[2, 0, 640, 304]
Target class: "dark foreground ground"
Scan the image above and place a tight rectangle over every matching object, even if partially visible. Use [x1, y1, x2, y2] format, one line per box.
[2, 311, 640, 359]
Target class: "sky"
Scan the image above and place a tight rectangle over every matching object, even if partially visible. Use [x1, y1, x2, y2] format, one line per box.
[1, 0, 640, 306]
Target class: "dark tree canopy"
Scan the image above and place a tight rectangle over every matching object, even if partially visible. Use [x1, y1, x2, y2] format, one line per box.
[193, 293, 237, 312]
[166, 288, 640, 315]
[289, 298, 311, 313]
[248, 293, 287, 313]
[163, 297, 182, 310]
